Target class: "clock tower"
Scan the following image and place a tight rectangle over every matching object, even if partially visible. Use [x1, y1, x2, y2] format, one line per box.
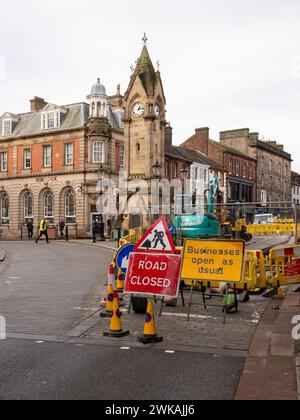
[123, 37, 167, 181]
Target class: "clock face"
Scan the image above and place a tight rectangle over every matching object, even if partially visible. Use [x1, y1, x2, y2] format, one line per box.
[155, 104, 161, 118]
[132, 103, 145, 118]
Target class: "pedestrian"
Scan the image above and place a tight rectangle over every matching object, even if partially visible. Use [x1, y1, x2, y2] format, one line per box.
[35, 218, 49, 244]
[59, 219, 65, 238]
[107, 217, 114, 238]
[27, 220, 34, 240]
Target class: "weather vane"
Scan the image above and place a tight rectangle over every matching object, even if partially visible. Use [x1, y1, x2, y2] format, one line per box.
[142, 32, 148, 45]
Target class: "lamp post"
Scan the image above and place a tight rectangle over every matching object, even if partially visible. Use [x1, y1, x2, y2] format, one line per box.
[151, 160, 162, 221]
[97, 164, 106, 242]
[180, 165, 189, 214]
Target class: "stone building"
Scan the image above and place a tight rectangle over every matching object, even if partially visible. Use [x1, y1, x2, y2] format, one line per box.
[0, 81, 124, 239]
[219, 129, 292, 204]
[292, 171, 300, 205]
[181, 127, 256, 204]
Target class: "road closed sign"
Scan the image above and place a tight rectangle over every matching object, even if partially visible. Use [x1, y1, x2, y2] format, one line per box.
[181, 239, 245, 284]
[124, 253, 181, 298]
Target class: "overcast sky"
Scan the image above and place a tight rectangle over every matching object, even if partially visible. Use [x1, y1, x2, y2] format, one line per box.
[1, 0, 300, 170]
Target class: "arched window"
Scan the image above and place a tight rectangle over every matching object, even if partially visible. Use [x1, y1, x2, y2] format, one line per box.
[65, 190, 76, 224]
[1, 194, 9, 225]
[136, 143, 141, 155]
[24, 193, 33, 222]
[44, 191, 54, 222]
[97, 102, 101, 117]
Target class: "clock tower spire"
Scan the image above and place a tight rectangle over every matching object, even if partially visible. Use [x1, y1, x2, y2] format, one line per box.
[123, 37, 167, 181]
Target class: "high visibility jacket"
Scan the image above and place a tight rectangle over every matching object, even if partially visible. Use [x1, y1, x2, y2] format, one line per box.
[40, 220, 47, 232]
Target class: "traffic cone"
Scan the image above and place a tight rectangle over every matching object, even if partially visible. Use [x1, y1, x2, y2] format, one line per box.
[138, 300, 163, 344]
[103, 291, 129, 338]
[100, 264, 115, 318]
[116, 268, 125, 293]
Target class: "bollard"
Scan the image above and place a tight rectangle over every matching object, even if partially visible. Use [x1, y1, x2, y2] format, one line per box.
[65, 226, 69, 241]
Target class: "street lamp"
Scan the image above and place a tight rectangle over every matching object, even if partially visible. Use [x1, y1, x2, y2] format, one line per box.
[96, 164, 106, 242]
[152, 160, 162, 179]
[180, 165, 189, 214]
[151, 160, 162, 220]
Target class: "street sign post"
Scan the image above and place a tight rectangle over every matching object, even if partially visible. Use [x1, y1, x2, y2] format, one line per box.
[181, 239, 245, 284]
[116, 243, 135, 274]
[124, 253, 181, 298]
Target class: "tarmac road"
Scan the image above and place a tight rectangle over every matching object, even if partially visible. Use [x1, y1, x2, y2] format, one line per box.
[0, 338, 244, 401]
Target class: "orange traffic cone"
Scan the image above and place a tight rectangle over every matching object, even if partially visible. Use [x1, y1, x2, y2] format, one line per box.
[138, 300, 163, 344]
[103, 291, 129, 338]
[116, 268, 125, 293]
[100, 264, 115, 318]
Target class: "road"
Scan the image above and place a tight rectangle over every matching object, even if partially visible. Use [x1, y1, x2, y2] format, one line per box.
[0, 241, 245, 400]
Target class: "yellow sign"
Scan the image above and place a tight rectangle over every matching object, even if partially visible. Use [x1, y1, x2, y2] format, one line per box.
[181, 240, 245, 283]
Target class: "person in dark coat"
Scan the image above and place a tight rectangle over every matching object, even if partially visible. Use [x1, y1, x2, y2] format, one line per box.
[27, 220, 34, 240]
[59, 219, 65, 237]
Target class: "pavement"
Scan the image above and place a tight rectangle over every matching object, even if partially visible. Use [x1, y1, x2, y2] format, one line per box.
[236, 287, 300, 400]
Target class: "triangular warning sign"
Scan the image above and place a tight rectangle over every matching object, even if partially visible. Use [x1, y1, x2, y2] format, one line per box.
[134, 216, 176, 254]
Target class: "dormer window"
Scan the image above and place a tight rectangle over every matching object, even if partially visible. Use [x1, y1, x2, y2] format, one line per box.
[2, 119, 12, 136]
[41, 107, 67, 130]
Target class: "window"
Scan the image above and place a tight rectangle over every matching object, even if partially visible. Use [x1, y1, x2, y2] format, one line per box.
[165, 160, 169, 177]
[43, 146, 52, 167]
[119, 144, 125, 168]
[194, 167, 199, 181]
[44, 191, 54, 220]
[93, 141, 104, 163]
[24, 193, 33, 221]
[65, 190, 76, 224]
[2, 120, 12, 136]
[229, 160, 233, 175]
[23, 149, 31, 169]
[236, 161, 240, 177]
[0, 152, 7, 172]
[41, 110, 65, 130]
[65, 143, 73, 166]
[1, 194, 9, 224]
[243, 164, 247, 179]
[173, 162, 178, 178]
[249, 164, 253, 180]
[204, 169, 208, 183]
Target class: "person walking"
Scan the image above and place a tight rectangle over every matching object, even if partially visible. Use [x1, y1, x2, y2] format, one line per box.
[27, 220, 34, 240]
[59, 219, 65, 238]
[35, 218, 49, 244]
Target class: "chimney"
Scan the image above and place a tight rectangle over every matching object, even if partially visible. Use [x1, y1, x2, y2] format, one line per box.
[194, 127, 209, 155]
[165, 123, 173, 148]
[116, 84, 121, 96]
[30, 96, 47, 112]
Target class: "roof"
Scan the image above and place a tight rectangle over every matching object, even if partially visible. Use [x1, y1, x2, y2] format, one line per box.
[166, 145, 223, 170]
[209, 139, 257, 161]
[0, 102, 123, 140]
[125, 45, 160, 101]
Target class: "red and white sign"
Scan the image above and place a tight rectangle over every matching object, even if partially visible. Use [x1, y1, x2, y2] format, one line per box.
[134, 216, 175, 254]
[285, 258, 300, 278]
[124, 253, 181, 298]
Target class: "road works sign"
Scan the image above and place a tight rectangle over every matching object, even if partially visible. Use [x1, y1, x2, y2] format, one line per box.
[134, 216, 176, 254]
[181, 239, 245, 283]
[124, 253, 181, 298]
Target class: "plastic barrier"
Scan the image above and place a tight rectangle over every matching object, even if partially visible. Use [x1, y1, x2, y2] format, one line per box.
[247, 223, 300, 236]
[269, 245, 300, 287]
[118, 227, 142, 249]
[243, 250, 267, 291]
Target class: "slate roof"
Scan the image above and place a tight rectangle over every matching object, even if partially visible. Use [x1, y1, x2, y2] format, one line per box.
[209, 139, 257, 161]
[0, 102, 122, 140]
[166, 145, 223, 170]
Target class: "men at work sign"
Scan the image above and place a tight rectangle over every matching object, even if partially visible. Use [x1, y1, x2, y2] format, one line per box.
[181, 240, 245, 283]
